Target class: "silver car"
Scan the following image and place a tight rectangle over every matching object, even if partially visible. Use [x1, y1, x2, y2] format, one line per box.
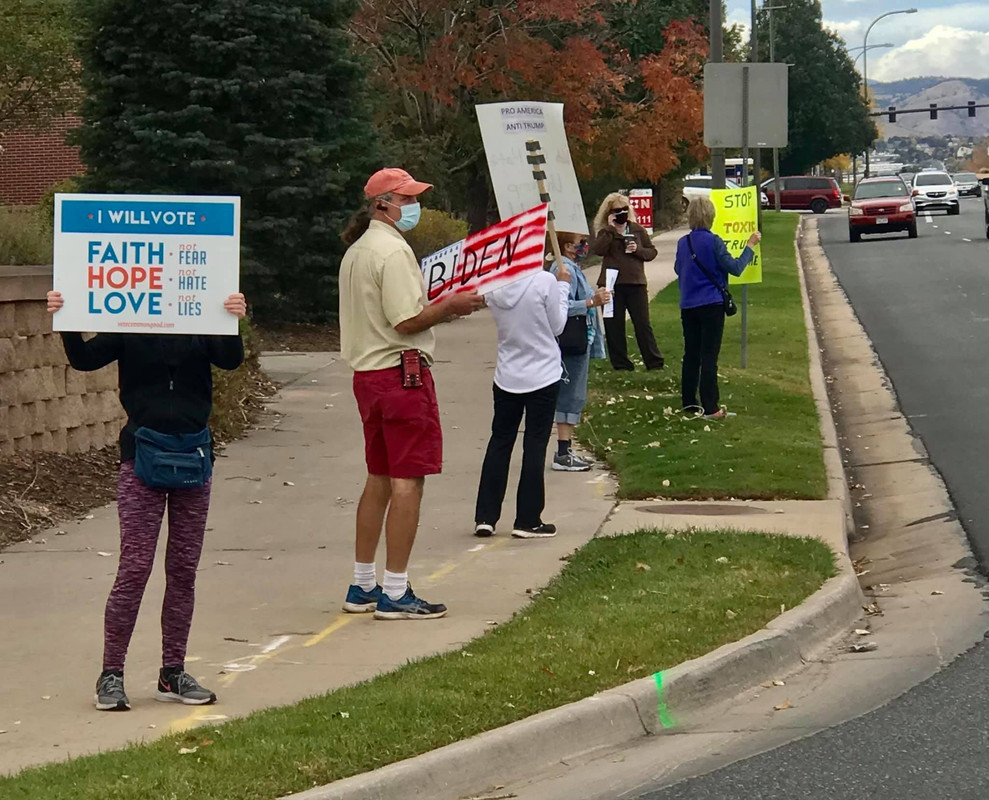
[952, 172, 982, 198]
[912, 171, 960, 216]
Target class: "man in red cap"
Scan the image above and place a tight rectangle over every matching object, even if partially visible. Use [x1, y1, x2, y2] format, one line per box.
[337, 168, 484, 619]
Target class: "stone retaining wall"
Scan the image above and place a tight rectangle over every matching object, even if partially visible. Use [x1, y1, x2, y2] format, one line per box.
[0, 266, 123, 456]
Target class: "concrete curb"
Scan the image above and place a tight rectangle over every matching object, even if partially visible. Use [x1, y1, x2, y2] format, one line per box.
[280, 219, 864, 800]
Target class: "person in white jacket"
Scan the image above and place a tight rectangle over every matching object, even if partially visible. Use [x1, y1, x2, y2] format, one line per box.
[474, 260, 572, 539]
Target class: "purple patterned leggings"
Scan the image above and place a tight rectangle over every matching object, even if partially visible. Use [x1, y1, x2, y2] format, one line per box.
[103, 461, 212, 672]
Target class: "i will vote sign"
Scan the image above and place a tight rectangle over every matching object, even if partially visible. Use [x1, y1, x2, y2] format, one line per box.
[420, 204, 548, 304]
[53, 193, 241, 335]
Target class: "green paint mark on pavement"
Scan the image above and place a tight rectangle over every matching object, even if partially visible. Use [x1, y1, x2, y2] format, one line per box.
[654, 671, 675, 730]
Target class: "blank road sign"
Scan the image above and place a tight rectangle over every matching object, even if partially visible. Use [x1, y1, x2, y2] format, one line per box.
[704, 63, 789, 149]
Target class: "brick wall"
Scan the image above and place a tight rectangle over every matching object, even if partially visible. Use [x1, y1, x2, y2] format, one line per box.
[0, 114, 84, 206]
[0, 266, 124, 456]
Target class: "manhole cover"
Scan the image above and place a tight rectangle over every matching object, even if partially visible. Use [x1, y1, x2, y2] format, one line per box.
[635, 504, 769, 517]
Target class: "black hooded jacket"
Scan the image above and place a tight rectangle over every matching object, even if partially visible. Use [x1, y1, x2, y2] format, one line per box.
[60, 332, 244, 461]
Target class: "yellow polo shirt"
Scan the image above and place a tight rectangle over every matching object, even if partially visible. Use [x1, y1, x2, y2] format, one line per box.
[339, 220, 435, 372]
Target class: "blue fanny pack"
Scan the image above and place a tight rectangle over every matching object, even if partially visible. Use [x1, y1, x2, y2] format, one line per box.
[133, 427, 213, 489]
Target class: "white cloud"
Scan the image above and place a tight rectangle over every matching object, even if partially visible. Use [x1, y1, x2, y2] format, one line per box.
[825, 19, 863, 37]
[871, 25, 989, 80]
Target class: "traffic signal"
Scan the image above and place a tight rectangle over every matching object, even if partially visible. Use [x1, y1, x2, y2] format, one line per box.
[888, 106, 897, 123]
[969, 101, 977, 118]
[930, 104, 938, 120]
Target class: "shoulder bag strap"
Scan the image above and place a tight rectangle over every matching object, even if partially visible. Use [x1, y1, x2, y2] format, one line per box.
[686, 233, 729, 293]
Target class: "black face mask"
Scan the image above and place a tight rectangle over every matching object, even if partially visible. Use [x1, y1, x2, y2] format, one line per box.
[613, 209, 629, 225]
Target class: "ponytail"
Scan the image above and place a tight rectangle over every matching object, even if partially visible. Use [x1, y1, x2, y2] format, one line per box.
[341, 207, 373, 246]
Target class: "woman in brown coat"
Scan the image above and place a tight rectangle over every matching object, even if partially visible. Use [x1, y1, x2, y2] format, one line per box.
[592, 192, 663, 371]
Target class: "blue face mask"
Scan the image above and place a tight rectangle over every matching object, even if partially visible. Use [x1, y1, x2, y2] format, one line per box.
[388, 201, 421, 232]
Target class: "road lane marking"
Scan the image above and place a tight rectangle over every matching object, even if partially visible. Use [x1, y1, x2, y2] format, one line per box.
[964, 238, 973, 242]
[305, 615, 354, 648]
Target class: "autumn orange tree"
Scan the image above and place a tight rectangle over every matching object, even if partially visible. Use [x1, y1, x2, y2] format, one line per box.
[352, 0, 708, 229]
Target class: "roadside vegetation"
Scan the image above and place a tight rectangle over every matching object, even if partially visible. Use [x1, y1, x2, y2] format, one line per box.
[581, 212, 826, 500]
[0, 528, 834, 799]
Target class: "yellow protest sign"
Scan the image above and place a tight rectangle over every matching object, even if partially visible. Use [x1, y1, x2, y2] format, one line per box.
[710, 186, 762, 285]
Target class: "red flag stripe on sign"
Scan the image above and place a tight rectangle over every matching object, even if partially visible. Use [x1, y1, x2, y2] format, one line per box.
[421, 204, 549, 303]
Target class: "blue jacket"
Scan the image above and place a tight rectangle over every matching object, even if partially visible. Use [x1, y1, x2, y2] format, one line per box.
[550, 257, 606, 359]
[674, 229, 754, 310]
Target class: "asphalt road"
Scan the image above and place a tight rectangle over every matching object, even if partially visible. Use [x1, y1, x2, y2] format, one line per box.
[637, 199, 989, 800]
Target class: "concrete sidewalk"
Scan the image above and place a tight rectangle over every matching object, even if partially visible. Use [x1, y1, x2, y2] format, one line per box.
[0, 234, 686, 776]
[0, 225, 849, 787]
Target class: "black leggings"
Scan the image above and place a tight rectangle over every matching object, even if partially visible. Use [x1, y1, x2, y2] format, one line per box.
[680, 304, 726, 415]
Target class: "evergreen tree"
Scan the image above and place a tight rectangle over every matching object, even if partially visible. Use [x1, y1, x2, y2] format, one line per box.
[756, 0, 876, 174]
[72, 0, 379, 322]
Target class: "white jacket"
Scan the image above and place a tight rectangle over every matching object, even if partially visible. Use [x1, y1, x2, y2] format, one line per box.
[485, 271, 570, 394]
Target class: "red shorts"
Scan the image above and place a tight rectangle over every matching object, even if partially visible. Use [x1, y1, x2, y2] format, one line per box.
[353, 365, 443, 479]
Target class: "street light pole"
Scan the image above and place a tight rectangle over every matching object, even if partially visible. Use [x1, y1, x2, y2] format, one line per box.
[863, 9, 917, 177]
[710, 0, 726, 191]
[764, 3, 786, 213]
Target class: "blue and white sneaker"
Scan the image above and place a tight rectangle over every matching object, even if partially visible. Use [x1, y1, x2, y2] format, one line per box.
[373, 585, 448, 620]
[342, 584, 383, 613]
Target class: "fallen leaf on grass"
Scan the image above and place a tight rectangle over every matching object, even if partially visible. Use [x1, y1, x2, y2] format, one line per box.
[662, 479, 671, 487]
[725, 609, 737, 619]
[540, 667, 556, 677]
[634, 562, 651, 572]
[716, 556, 729, 564]
[773, 700, 793, 711]
[588, 670, 596, 676]
[178, 747, 198, 755]
[646, 441, 662, 448]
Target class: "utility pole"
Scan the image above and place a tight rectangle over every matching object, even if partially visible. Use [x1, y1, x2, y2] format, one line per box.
[768, 4, 784, 211]
[710, 1, 726, 191]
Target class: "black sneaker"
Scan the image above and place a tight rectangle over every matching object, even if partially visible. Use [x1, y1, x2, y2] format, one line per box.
[156, 668, 217, 706]
[95, 670, 130, 711]
[552, 450, 591, 472]
[474, 522, 495, 537]
[512, 523, 558, 539]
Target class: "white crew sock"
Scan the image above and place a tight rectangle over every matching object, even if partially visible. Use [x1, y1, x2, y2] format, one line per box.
[383, 570, 409, 601]
[353, 562, 377, 592]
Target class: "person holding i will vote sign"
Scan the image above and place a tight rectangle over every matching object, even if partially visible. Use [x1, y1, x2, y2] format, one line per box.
[46, 286, 248, 712]
[47, 193, 248, 712]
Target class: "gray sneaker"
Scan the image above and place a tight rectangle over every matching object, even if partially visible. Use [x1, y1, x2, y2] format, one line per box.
[156, 669, 217, 706]
[552, 450, 591, 472]
[95, 671, 130, 711]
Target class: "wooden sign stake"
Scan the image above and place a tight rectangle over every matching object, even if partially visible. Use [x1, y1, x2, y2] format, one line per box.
[525, 139, 565, 272]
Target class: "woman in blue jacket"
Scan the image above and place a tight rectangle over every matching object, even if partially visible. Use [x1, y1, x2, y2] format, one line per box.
[674, 197, 761, 419]
[550, 233, 610, 471]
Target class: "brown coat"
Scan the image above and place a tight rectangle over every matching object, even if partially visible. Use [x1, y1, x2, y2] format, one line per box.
[593, 222, 657, 286]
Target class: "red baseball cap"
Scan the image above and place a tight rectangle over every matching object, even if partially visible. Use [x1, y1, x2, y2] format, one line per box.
[363, 168, 433, 198]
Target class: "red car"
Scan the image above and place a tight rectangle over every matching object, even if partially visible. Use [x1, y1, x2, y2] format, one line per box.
[760, 176, 843, 214]
[848, 177, 917, 243]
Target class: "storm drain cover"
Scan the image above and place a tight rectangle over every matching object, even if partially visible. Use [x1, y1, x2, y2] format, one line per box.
[635, 504, 769, 517]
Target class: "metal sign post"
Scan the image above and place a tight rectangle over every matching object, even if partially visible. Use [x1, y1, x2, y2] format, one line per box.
[740, 66, 750, 370]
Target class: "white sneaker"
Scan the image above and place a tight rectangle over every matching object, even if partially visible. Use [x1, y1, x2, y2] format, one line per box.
[474, 523, 495, 537]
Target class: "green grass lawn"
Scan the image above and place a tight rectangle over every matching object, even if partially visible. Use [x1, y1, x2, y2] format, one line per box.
[2, 529, 835, 799]
[581, 212, 826, 500]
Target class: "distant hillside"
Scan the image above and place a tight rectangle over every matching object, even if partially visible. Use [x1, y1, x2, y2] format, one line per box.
[869, 77, 989, 138]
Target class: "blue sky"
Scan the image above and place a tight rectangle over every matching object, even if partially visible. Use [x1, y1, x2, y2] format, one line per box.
[725, 0, 989, 80]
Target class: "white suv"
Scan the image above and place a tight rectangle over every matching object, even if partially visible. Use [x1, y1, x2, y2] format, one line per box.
[682, 175, 770, 210]
[912, 171, 959, 215]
